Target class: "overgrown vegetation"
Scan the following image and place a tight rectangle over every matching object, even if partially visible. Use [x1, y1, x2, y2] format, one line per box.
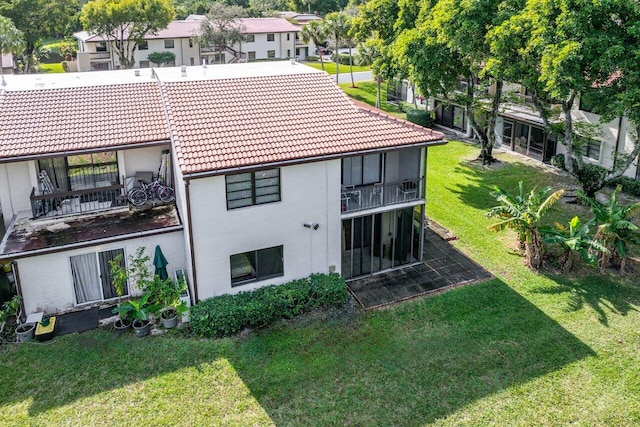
[190, 273, 349, 338]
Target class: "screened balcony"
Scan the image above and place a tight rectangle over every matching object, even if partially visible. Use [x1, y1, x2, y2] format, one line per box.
[341, 149, 425, 214]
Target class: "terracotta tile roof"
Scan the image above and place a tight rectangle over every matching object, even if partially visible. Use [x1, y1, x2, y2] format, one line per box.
[160, 71, 445, 175]
[74, 17, 299, 42]
[0, 82, 169, 160]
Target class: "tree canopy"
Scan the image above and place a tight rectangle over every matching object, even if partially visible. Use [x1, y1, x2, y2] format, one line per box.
[80, 0, 175, 69]
[0, 16, 24, 74]
[197, 3, 246, 64]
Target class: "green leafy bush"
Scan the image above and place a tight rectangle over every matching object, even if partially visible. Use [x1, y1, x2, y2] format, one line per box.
[550, 154, 565, 170]
[306, 55, 319, 62]
[609, 175, 640, 197]
[406, 109, 433, 127]
[332, 53, 354, 66]
[190, 273, 349, 338]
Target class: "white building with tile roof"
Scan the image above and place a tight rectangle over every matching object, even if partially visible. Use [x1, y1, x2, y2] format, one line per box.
[0, 61, 446, 318]
[74, 16, 303, 72]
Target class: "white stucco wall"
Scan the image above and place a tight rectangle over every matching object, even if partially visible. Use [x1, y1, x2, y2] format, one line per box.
[121, 145, 169, 181]
[17, 230, 186, 315]
[188, 160, 342, 300]
[0, 161, 37, 228]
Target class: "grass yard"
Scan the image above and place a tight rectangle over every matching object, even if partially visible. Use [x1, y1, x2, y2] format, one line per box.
[38, 63, 64, 74]
[1, 142, 639, 425]
[303, 61, 371, 75]
[339, 81, 407, 120]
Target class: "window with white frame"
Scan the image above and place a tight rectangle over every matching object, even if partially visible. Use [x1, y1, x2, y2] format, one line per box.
[230, 245, 283, 286]
[96, 42, 107, 52]
[248, 51, 256, 60]
[267, 50, 276, 58]
[139, 60, 150, 68]
[226, 169, 281, 209]
[246, 34, 255, 42]
[164, 39, 175, 49]
[138, 41, 148, 50]
[580, 139, 602, 161]
[267, 33, 275, 42]
[70, 249, 127, 304]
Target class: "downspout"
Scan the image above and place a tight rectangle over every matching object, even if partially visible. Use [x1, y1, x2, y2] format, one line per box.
[184, 180, 199, 305]
[12, 261, 25, 322]
[612, 116, 624, 171]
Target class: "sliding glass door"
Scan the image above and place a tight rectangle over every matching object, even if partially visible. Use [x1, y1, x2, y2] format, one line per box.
[342, 207, 423, 279]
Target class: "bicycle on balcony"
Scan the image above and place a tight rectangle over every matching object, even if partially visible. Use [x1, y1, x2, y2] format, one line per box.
[127, 179, 175, 206]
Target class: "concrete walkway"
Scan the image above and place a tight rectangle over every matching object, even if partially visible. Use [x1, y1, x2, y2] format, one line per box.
[347, 225, 492, 310]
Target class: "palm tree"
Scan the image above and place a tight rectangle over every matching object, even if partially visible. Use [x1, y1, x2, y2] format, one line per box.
[487, 181, 564, 270]
[578, 186, 640, 274]
[541, 216, 607, 273]
[0, 16, 25, 75]
[301, 20, 327, 71]
[324, 12, 349, 84]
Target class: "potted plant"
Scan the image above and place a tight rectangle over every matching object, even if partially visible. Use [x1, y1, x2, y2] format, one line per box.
[5, 296, 35, 343]
[108, 254, 132, 333]
[113, 292, 158, 338]
[156, 277, 188, 329]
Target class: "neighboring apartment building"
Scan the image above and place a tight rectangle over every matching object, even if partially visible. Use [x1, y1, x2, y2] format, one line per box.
[74, 16, 302, 72]
[389, 80, 640, 180]
[277, 11, 322, 59]
[1, 54, 14, 74]
[0, 61, 445, 318]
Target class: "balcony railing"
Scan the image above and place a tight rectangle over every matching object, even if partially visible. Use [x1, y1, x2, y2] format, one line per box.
[341, 178, 425, 213]
[30, 183, 126, 219]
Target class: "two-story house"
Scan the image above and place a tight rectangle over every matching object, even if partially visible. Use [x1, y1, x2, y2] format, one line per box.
[74, 16, 301, 72]
[0, 61, 445, 318]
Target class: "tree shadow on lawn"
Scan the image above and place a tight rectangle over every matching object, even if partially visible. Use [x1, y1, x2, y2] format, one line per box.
[443, 160, 573, 214]
[227, 279, 595, 426]
[534, 271, 640, 326]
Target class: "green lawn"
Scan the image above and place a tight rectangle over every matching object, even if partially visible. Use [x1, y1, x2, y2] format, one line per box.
[303, 61, 371, 75]
[38, 63, 64, 74]
[1, 143, 639, 425]
[339, 81, 407, 120]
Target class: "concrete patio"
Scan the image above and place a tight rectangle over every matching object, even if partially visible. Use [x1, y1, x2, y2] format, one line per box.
[347, 224, 492, 309]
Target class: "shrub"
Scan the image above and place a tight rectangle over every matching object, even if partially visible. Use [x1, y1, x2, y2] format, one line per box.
[190, 273, 349, 338]
[406, 109, 433, 127]
[550, 154, 565, 170]
[332, 53, 354, 66]
[306, 55, 319, 62]
[609, 175, 640, 197]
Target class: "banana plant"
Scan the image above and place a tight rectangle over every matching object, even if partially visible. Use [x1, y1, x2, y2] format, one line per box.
[487, 181, 564, 270]
[578, 186, 640, 274]
[541, 216, 608, 272]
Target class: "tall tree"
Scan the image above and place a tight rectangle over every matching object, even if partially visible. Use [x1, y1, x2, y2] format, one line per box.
[487, 0, 632, 194]
[0, 16, 24, 75]
[324, 12, 349, 83]
[198, 3, 246, 64]
[300, 19, 327, 70]
[0, 0, 80, 72]
[81, 0, 175, 69]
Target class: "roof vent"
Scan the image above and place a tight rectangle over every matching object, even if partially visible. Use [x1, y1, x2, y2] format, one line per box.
[134, 70, 140, 77]
[1, 76, 6, 87]
[181, 65, 187, 77]
[202, 59, 207, 69]
[290, 58, 296, 65]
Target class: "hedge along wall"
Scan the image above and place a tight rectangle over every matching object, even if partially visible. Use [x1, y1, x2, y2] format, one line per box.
[189, 273, 350, 338]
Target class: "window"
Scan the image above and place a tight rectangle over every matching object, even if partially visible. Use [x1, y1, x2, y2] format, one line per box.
[214, 53, 225, 63]
[91, 62, 110, 71]
[580, 139, 602, 161]
[246, 34, 255, 43]
[164, 39, 175, 49]
[226, 168, 281, 209]
[267, 50, 276, 58]
[267, 33, 275, 42]
[190, 57, 194, 66]
[287, 33, 290, 41]
[231, 246, 283, 286]
[96, 42, 107, 52]
[189, 38, 193, 47]
[342, 154, 382, 187]
[248, 51, 256, 60]
[287, 49, 290, 57]
[38, 151, 119, 193]
[579, 91, 597, 113]
[70, 249, 127, 304]
[138, 41, 148, 50]
[139, 60, 150, 68]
